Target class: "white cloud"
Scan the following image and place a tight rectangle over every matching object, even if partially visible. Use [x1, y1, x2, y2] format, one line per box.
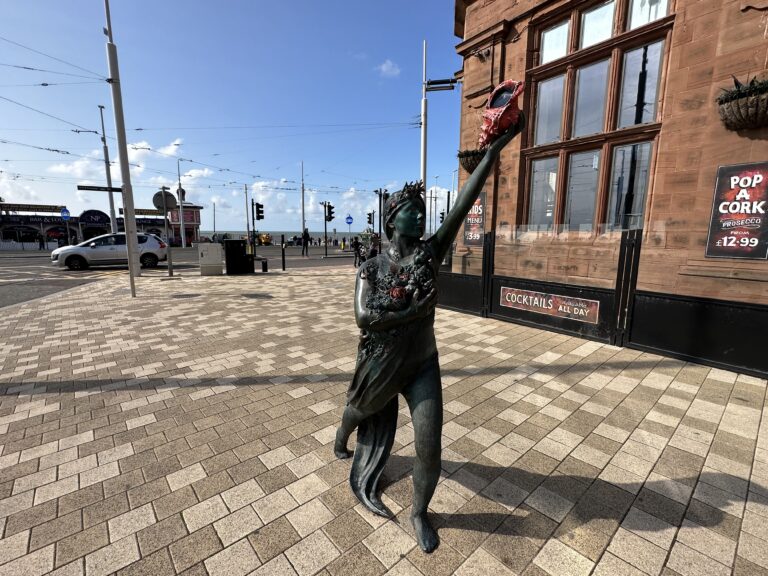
[157, 138, 183, 156]
[376, 59, 400, 78]
[47, 151, 103, 180]
[0, 173, 39, 202]
[210, 195, 232, 210]
[75, 189, 91, 204]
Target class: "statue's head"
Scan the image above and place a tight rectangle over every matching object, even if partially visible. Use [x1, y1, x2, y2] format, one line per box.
[383, 181, 426, 240]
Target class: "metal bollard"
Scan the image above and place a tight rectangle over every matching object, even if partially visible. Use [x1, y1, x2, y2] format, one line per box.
[262, 259, 268, 273]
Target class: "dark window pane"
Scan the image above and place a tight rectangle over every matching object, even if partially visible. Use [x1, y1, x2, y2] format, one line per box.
[529, 157, 559, 231]
[541, 21, 569, 64]
[573, 59, 610, 138]
[629, 0, 668, 29]
[618, 41, 663, 128]
[535, 75, 565, 145]
[564, 150, 601, 232]
[580, 1, 615, 49]
[114, 235, 126, 245]
[606, 142, 652, 230]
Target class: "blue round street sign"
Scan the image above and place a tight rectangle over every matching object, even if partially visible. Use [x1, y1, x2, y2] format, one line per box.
[345, 215, 353, 225]
[60, 208, 70, 221]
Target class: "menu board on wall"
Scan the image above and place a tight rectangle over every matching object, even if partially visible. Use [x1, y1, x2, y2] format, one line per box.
[463, 191, 485, 246]
[706, 162, 768, 259]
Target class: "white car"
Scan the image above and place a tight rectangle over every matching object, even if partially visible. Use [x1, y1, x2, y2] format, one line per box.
[51, 233, 167, 270]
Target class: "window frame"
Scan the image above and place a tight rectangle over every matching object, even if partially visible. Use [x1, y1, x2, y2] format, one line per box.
[518, 1, 674, 235]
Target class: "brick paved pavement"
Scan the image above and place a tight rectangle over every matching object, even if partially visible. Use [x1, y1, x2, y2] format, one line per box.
[0, 267, 766, 576]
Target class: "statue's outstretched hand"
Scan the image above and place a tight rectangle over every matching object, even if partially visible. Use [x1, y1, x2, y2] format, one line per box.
[487, 111, 526, 156]
[411, 288, 438, 319]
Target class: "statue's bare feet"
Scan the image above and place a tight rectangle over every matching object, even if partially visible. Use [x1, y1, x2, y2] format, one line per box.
[334, 429, 352, 459]
[411, 513, 439, 553]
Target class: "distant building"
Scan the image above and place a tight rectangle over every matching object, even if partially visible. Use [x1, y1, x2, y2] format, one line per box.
[443, 0, 767, 376]
[0, 203, 203, 245]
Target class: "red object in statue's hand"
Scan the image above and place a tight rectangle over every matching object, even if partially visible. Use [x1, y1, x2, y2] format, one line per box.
[477, 80, 525, 149]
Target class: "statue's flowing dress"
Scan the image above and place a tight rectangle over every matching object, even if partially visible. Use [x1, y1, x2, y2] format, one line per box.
[345, 239, 440, 513]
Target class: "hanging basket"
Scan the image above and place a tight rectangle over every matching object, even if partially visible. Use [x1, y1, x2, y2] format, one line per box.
[718, 92, 768, 131]
[458, 148, 486, 174]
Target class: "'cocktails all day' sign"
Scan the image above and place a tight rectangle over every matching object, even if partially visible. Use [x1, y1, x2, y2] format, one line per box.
[706, 162, 768, 259]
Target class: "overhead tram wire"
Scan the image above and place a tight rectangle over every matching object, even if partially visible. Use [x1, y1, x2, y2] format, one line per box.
[0, 35, 105, 79]
[0, 94, 98, 132]
[129, 120, 416, 131]
[0, 62, 106, 81]
[0, 81, 105, 87]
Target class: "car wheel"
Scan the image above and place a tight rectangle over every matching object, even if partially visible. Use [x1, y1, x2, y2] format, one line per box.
[140, 254, 158, 268]
[66, 256, 88, 271]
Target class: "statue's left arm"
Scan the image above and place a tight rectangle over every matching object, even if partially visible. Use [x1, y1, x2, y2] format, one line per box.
[430, 113, 526, 263]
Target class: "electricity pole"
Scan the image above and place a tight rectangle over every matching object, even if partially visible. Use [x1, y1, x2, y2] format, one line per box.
[103, 0, 140, 296]
[244, 184, 250, 251]
[97, 105, 117, 233]
[177, 158, 186, 248]
[420, 41, 427, 186]
[301, 161, 305, 233]
[420, 40, 457, 186]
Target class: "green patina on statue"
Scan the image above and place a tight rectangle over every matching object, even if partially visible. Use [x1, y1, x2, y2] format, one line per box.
[335, 111, 525, 553]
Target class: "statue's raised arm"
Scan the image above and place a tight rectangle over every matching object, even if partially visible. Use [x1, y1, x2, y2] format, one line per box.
[432, 81, 526, 263]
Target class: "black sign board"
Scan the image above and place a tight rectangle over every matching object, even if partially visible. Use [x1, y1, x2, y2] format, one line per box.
[76, 185, 123, 192]
[705, 162, 768, 259]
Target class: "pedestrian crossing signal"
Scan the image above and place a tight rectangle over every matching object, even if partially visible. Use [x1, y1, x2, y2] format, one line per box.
[325, 204, 335, 222]
[440, 210, 445, 223]
[255, 203, 264, 220]
[367, 212, 373, 225]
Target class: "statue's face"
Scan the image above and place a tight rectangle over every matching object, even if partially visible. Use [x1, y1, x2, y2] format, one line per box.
[391, 199, 425, 239]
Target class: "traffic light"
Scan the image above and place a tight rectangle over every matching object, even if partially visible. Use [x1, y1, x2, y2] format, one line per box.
[326, 203, 335, 222]
[255, 203, 264, 220]
[440, 210, 445, 223]
[367, 212, 373, 225]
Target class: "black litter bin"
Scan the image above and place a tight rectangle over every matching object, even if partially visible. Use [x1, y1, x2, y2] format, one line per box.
[223, 239, 254, 275]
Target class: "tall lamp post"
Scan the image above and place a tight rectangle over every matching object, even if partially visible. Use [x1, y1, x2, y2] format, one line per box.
[420, 40, 458, 186]
[97, 105, 117, 233]
[433, 175, 439, 235]
[177, 158, 186, 248]
[103, 0, 140, 295]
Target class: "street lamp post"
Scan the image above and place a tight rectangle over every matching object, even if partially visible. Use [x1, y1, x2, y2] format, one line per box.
[97, 105, 117, 234]
[103, 0, 140, 295]
[433, 175, 439, 235]
[449, 168, 457, 214]
[420, 40, 457, 186]
[177, 158, 186, 248]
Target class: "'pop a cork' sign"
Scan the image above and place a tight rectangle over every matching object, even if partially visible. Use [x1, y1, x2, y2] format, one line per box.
[706, 162, 768, 260]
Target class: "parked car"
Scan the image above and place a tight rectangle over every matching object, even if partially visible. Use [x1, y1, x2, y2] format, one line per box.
[51, 233, 167, 270]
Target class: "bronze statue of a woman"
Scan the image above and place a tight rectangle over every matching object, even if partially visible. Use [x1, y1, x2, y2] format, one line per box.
[335, 95, 525, 553]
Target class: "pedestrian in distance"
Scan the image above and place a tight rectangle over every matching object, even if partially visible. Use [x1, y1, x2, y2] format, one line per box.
[351, 236, 361, 267]
[301, 228, 310, 257]
[38, 233, 46, 251]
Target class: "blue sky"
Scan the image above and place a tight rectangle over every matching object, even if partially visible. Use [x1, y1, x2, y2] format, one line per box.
[0, 1, 464, 234]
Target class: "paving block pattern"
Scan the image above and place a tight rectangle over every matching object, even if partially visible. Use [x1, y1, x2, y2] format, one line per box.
[0, 268, 765, 575]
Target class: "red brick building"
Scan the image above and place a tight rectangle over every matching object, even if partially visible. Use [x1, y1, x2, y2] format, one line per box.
[443, 0, 768, 376]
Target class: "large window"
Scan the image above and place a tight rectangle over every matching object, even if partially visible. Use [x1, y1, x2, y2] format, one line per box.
[618, 41, 664, 128]
[523, 0, 669, 234]
[606, 142, 652, 229]
[564, 151, 601, 232]
[529, 158, 559, 231]
[573, 59, 610, 137]
[535, 76, 566, 145]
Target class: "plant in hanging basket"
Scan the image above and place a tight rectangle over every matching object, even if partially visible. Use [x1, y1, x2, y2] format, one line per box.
[716, 75, 768, 131]
[457, 148, 486, 174]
